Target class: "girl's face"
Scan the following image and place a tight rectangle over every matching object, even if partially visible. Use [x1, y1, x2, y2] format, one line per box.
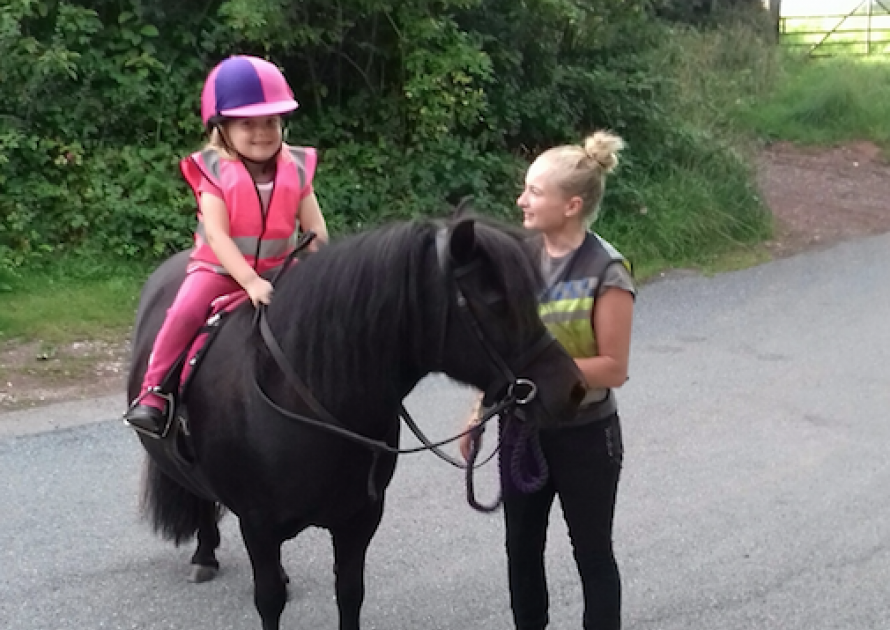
[224, 115, 283, 162]
[517, 158, 581, 233]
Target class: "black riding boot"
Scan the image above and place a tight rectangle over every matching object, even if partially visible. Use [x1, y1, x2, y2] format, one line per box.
[125, 404, 166, 435]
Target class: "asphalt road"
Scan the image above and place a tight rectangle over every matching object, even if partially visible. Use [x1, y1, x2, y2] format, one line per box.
[2, 233, 888, 630]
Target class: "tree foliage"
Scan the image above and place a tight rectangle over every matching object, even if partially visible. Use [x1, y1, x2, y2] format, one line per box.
[654, 0, 765, 23]
[0, 0, 770, 269]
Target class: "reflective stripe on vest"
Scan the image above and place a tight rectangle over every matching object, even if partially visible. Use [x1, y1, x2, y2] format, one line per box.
[537, 234, 631, 406]
[194, 223, 298, 260]
[181, 145, 317, 274]
[538, 258, 630, 357]
[539, 292, 598, 358]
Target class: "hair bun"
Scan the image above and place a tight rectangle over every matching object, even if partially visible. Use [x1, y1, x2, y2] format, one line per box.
[583, 131, 625, 174]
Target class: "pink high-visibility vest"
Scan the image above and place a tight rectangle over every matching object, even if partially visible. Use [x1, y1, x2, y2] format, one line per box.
[181, 145, 317, 274]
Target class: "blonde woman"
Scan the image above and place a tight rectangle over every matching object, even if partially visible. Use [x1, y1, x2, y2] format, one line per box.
[462, 132, 634, 630]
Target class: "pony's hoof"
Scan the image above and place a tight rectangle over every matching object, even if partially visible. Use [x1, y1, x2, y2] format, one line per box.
[188, 564, 219, 583]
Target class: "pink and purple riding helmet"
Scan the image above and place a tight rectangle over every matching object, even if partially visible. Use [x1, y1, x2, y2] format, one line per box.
[201, 55, 298, 130]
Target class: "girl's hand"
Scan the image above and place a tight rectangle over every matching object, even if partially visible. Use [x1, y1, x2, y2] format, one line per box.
[246, 277, 274, 307]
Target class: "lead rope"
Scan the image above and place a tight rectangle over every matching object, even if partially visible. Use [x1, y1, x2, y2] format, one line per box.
[465, 420, 502, 513]
[509, 419, 549, 494]
[464, 411, 549, 512]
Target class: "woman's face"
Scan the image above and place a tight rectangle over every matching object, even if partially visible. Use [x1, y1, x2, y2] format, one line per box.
[517, 157, 580, 233]
[224, 115, 283, 162]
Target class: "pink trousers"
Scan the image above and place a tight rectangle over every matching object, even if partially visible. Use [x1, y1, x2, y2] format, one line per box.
[140, 269, 242, 409]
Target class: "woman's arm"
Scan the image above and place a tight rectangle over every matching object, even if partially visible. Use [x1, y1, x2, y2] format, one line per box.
[298, 192, 329, 252]
[575, 287, 634, 389]
[201, 192, 273, 305]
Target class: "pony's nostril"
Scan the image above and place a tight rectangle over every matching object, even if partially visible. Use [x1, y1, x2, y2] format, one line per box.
[570, 383, 586, 406]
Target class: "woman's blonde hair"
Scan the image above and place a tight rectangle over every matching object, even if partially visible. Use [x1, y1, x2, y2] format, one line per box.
[538, 130, 625, 222]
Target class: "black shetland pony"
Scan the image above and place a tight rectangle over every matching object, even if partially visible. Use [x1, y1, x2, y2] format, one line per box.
[130, 218, 584, 630]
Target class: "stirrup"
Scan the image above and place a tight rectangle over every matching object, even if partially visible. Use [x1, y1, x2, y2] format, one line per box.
[123, 387, 176, 440]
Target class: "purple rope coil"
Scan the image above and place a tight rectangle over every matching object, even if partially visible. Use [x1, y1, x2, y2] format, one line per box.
[503, 415, 549, 495]
[466, 412, 549, 512]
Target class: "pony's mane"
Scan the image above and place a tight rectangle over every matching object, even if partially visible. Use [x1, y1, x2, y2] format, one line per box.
[262, 217, 542, 409]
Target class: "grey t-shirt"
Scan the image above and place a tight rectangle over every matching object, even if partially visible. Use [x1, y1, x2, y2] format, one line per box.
[541, 242, 636, 297]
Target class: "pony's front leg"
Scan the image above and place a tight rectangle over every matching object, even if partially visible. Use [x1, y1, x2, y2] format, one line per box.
[240, 519, 288, 630]
[188, 501, 221, 583]
[331, 498, 386, 630]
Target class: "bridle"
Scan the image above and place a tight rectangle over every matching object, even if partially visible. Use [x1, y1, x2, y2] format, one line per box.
[433, 227, 558, 414]
[252, 225, 557, 509]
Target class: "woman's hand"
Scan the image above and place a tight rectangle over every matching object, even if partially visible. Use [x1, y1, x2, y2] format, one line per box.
[459, 425, 481, 463]
[459, 396, 484, 462]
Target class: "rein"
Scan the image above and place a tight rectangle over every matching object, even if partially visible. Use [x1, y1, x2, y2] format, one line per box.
[252, 225, 550, 509]
[252, 325, 521, 502]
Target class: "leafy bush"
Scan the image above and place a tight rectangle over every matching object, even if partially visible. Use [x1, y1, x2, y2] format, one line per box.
[0, 0, 773, 274]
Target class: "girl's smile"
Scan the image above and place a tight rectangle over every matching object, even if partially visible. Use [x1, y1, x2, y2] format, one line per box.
[225, 115, 283, 162]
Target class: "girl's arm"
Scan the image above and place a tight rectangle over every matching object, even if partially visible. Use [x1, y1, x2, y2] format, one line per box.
[575, 287, 634, 389]
[298, 192, 329, 252]
[200, 191, 273, 306]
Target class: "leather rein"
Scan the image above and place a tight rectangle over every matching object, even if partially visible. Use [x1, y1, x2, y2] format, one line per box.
[252, 227, 554, 509]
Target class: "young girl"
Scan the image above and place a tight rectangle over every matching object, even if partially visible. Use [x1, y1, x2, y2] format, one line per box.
[461, 131, 634, 630]
[125, 55, 329, 435]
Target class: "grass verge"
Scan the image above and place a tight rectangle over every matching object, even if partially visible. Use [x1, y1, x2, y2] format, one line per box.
[0, 258, 149, 344]
[602, 14, 781, 277]
[734, 56, 890, 148]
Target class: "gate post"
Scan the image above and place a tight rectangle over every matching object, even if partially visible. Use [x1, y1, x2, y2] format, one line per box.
[768, 0, 782, 41]
[867, 0, 873, 55]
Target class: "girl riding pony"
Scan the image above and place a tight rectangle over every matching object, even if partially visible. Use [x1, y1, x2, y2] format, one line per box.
[125, 55, 329, 435]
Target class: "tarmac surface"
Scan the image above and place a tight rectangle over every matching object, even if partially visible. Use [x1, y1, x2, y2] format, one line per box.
[2, 233, 888, 629]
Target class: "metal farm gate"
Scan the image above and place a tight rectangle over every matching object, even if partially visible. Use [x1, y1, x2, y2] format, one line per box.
[779, 0, 890, 56]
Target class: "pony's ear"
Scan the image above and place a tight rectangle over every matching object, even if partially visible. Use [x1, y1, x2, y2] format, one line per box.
[446, 186, 475, 217]
[450, 219, 476, 265]
[452, 195, 475, 219]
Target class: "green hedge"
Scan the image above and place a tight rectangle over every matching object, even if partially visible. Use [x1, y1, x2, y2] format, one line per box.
[0, 0, 773, 271]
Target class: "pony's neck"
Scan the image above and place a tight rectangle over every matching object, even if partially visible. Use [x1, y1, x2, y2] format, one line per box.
[354, 246, 446, 405]
[267, 224, 444, 428]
